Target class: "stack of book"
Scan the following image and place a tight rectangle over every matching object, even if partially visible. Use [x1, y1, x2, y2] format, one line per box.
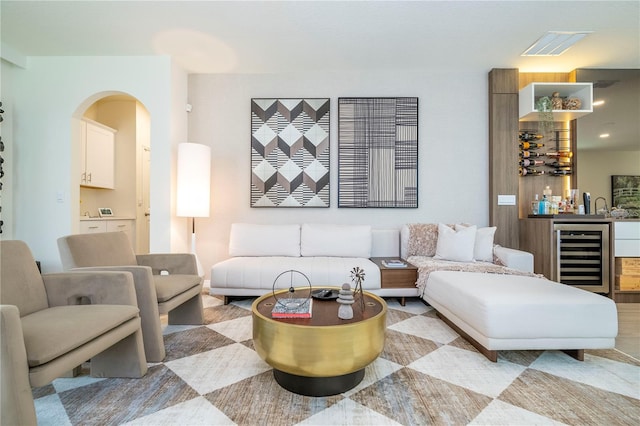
[382, 259, 407, 268]
[271, 298, 313, 318]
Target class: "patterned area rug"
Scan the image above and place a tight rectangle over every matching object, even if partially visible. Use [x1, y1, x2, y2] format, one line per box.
[34, 294, 640, 425]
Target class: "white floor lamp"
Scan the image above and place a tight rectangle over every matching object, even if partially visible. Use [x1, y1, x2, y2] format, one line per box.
[176, 142, 211, 277]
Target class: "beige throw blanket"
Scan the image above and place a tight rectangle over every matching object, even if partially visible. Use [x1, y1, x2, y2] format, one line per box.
[407, 256, 542, 297]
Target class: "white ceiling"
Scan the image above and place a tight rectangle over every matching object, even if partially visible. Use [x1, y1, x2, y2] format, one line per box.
[2, 0, 639, 74]
[2, 1, 638, 152]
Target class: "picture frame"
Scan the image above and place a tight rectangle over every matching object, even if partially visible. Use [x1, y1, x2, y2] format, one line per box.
[611, 175, 640, 218]
[98, 207, 114, 217]
[338, 97, 418, 208]
[250, 98, 330, 208]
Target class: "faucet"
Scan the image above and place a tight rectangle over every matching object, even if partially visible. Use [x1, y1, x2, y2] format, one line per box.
[594, 197, 609, 216]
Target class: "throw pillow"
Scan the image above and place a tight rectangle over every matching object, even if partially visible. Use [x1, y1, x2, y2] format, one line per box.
[455, 224, 497, 262]
[434, 223, 477, 262]
[406, 223, 452, 257]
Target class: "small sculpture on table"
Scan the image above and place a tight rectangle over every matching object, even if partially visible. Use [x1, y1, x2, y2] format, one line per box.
[350, 266, 366, 311]
[337, 283, 355, 319]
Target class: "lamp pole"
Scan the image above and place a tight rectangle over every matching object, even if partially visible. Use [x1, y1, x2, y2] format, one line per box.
[176, 142, 211, 277]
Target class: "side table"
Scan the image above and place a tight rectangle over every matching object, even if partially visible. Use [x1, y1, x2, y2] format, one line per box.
[370, 257, 418, 306]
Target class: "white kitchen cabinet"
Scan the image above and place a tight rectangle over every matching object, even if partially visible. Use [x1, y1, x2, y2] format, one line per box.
[81, 119, 116, 189]
[79, 218, 135, 248]
[614, 221, 640, 257]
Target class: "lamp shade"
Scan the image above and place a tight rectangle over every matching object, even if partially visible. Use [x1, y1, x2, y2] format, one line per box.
[176, 143, 211, 217]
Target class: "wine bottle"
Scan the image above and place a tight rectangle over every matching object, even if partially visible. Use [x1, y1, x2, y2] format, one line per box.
[519, 142, 545, 150]
[519, 167, 545, 176]
[545, 151, 573, 159]
[520, 159, 544, 167]
[519, 150, 544, 158]
[545, 161, 571, 168]
[549, 169, 572, 176]
[519, 132, 544, 141]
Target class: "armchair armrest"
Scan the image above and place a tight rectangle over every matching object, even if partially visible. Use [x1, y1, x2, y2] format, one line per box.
[494, 246, 534, 273]
[0, 305, 36, 425]
[67, 265, 164, 361]
[67, 266, 160, 314]
[42, 271, 138, 307]
[136, 253, 198, 275]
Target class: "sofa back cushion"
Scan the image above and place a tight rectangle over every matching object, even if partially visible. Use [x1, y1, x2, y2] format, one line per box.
[301, 224, 372, 258]
[229, 223, 301, 257]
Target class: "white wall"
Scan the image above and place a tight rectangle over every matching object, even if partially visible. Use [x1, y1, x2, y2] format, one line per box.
[578, 150, 640, 209]
[188, 70, 490, 276]
[1, 56, 185, 272]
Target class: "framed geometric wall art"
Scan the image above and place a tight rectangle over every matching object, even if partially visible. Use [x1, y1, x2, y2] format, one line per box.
[338, 97, 418, 208]
[251, 98, 330, 207]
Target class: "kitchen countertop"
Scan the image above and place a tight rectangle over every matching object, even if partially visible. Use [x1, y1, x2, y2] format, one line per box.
[80, 216, 135, 221]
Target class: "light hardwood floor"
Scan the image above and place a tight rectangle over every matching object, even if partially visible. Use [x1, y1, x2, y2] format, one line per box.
[616, 303, 640, 359]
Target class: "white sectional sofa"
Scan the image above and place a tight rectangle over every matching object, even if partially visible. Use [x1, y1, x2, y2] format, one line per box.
[212, 221, 618, 361]
[210, 223, 400, 303]
[402, 223, 618, 362]
[209, 222, 534, 304]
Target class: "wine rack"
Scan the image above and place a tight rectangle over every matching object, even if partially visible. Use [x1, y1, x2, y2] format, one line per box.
[518, 128, 572, 177]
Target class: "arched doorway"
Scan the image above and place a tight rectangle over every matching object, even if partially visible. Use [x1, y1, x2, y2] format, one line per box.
[73, 92, 151, 254]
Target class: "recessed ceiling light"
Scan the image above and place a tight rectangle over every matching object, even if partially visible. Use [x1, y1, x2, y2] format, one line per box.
[599, 133, 610, 138]
[522, 31, 592, 56]
[593, 100, 605, 106]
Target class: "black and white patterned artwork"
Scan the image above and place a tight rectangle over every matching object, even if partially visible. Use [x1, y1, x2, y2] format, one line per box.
[338, 97, 418, 208]
[251, 98, 330, 207]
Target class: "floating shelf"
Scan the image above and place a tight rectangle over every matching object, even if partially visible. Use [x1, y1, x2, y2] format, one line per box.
[519, 82, 593, 121]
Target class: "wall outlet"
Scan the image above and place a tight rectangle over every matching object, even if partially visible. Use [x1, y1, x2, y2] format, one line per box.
[497, 195, 516, 206]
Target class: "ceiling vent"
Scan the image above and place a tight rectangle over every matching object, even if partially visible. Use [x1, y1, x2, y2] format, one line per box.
[521, 31, 592, 56]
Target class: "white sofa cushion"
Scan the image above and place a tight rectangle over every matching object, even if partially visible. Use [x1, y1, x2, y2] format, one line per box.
[229, 223, 301, 257]
[455, 224, 497, 262]
[434, 223, 477, 262]
[301, 224, 372, 258]
[211, 257, 381, 290]
[424, 271, 618, 349]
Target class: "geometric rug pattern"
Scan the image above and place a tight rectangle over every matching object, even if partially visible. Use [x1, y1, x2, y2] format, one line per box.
[33, 294, 640, 425]
[251, 98, 330, 207]
[338, 97, 418, 208]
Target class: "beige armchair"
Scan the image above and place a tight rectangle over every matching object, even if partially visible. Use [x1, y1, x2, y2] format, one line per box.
[0, 240, 147, 426]
[57, 232, 204, 362]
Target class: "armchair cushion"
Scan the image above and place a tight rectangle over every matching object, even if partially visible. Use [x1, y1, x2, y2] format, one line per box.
[137, 253, 198, 275]
[58, 232, 138, 269]
[154, 275, 202, 303]
[21, 305, 139, 367]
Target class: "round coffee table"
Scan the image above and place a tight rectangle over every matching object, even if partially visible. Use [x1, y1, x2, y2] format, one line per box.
[252, 287, 387, 396]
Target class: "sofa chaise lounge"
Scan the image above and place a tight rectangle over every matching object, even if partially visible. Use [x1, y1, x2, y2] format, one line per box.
[402, 223, 618, 362]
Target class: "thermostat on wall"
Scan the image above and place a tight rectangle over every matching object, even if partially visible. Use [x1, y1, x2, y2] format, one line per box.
[98, 207, 114, 217]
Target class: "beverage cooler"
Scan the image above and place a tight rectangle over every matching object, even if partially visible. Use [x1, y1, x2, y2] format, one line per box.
[553, 223, 610, 293]
[519, 218, 612, 295]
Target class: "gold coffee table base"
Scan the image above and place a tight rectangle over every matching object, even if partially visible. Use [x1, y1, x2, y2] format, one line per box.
[252, 288, 386, 396]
